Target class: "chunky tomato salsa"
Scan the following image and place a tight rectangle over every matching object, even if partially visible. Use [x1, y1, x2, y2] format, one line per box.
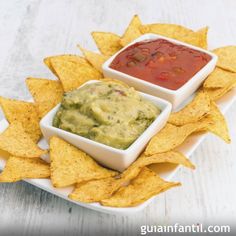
[109, 39, 212, 90]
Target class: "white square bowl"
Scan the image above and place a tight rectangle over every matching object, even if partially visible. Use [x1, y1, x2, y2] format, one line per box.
[40, 80, 172, 172]
[103, 33, 218, 110]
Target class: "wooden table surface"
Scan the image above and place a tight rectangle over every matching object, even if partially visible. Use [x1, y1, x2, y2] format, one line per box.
[0, 0, 235, 235]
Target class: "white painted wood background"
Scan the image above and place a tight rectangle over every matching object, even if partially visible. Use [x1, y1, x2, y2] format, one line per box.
[0, 0, 235, 235]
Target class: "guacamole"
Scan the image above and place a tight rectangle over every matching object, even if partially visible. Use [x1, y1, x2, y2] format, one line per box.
[53, 82, 160, 149]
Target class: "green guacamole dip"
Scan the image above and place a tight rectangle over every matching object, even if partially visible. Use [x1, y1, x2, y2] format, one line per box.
[53, 82, 160, 149]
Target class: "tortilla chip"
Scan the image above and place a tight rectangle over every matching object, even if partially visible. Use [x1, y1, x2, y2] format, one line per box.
[177, 32, 198, 47]
[78, 45, 109, 72]
[49, 136, 117, 188]
[204, 83, 236, 101]
[69, 177, 122, 203]
[44, 57, 57, 75]
[145, 123, 204, 155]
[203, 67, 236, 89]
[196, 27, 208, 49]
[26, 78, 64, 118]
[0, 156, 50, 182]
[120, 15, 142, 46]
[122, 151, 194, 183]
[0, 97, 41, 142]
[0, 149, 10, 159]
[168, 91, 211, 126]
[91, 32, 122, 56]
[44, 55, 102, 91]
[101, 168, 181, 207]
[201, 101, 230, 143]
[173, 27, 208, 48]
[140, 23, 194, 39]
[140, 24, 208, 48]
[0, 122, 47, 158]
[213, 46, 236, 72]
[69, 150, 193, 203]
[44, 55, 87, 76]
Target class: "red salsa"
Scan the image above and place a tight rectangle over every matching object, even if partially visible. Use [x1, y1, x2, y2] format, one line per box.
[109, 39, 212, 90]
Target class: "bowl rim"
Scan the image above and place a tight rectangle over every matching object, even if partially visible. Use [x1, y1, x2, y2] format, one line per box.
[102, 33, 218, 95]
[40, 80, 172, 155]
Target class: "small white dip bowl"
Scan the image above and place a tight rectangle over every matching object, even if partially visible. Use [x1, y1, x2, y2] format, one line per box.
[40, 80, 172, 172]
[103, 34, 217, 110]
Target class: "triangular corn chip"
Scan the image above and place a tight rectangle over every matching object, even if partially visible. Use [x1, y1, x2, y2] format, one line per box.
[49, 136, 118, 188]
[44, 55, 102, 91]
[44, 57, 57, 75]
[168, 91, 211, 126]
[101, 168, 181, 207]
[178, 27, 208, 48]
[196, 27, 208, 49]
[204, 85, 236, 101]
[201, 101, 230, 143]
[120, 15, 142, 46]
[0, 149, 10, 159]
[69, 151, 193, 203]
[140, 24, 208, 48]
[78, 45, 109, 72]
[91, 32, 122, 56]
[122, 151, 195, 181]
[26, 77, 64, 118]
[44, 55, 88, 76]
[69, 177, 122, 203]
[0, 97, 41, 142]
[213, 46, 236, 72]
[140, 23, 193, 39]
[0, 122, 47, 158]
[146, 100, 230, 155]
[203, 67, 236, 89]
[0, 156, 50, 182]
[145, 123, 204, 155]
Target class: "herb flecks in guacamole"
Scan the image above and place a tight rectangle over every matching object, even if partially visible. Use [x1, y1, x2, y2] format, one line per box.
[53, 82, 160, 149]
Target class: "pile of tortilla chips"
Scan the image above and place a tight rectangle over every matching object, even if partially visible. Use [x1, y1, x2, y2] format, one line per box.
[0, 15, 235, 208]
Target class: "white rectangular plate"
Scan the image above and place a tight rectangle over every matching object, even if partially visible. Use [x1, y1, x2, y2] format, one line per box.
[0, 89, 235, 215]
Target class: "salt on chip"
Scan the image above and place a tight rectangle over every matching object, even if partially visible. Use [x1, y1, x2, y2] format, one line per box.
[0, 97, 41, 142]
[0, 156, 50, 182]
[168, 91, 211, 126]
[201, 101, 231, 143]
[78, 45, 109, 72]
[145, 123, 204, 155]
[49, 136, 118, 188]
[26, 78, 64, 118]
[69, 177, 123, 203]
[203, 67, 236, 89]
[101, 167, 181, 207]
[120, 15, 142, 46]
[213, 46, 236, 72]
[44, 55, 102, 91]
[91, 32, 122, 56]
[0, 122, 47, 158]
